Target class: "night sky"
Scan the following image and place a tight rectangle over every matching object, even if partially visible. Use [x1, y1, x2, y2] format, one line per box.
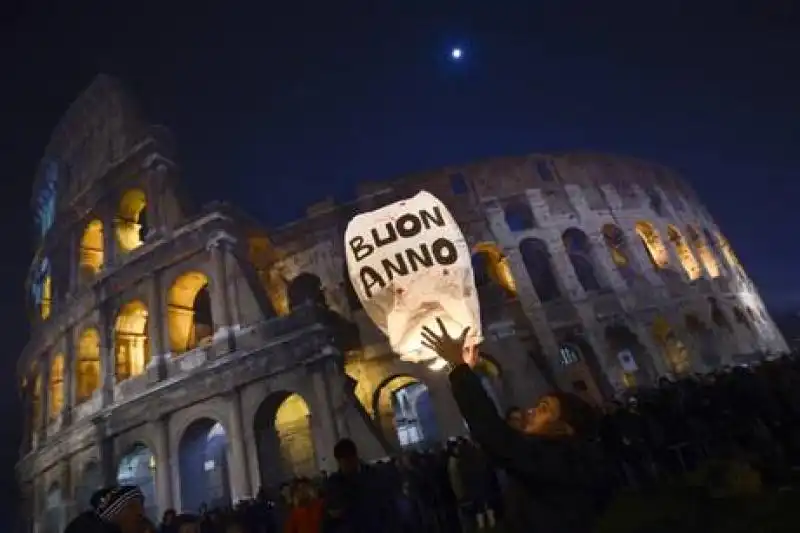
[1, 1, 798, 524]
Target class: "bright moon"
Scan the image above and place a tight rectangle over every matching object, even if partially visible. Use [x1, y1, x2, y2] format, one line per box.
[451, 48, 462, 60]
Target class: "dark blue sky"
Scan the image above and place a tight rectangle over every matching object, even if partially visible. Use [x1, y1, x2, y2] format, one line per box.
[0, 0, 798, 519]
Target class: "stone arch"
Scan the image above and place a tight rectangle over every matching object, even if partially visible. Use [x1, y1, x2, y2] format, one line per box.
[635, 221, 669, 269]
[75, 461, 103, 510]
[49, 354, 65, 419]
[716, 232, 742, 272]
[645, 185, 665, 216]
[504, 201, 536, 231]
[372, 374, 440, 449]
[178, 417, 231, 511]
[79, 219, 104, 281]
[286, 272, 326, 310]
[116, 443, 157, 521]
[518, 238, 561, 303]
[687, 225, 720, 278]
[253, 391, 317, 486]
[472, 242, 517, 294]
[562, 228, 602, 292]
[685, 313, 720, 367]
[43, 482, 64, 533]
[114, 300, 150, 382]
[167, 271, 213, 354]
[76, 328, 101, 403]
[604, 325, 651, 389]
[116, 188, 148, 252]
[651, 316, 691, 375]
[666, 225, 701, 280]
[601, 224, 637, 284]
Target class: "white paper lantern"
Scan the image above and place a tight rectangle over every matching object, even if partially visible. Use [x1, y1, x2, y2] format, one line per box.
[344, 190, 482, 370]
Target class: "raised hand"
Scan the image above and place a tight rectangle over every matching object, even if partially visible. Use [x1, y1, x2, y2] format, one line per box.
[421, 318, 470, 367]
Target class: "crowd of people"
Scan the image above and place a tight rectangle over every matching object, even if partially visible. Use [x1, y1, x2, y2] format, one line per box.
[66, 347, 800, 533]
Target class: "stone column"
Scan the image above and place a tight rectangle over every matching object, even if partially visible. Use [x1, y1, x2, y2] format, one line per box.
[102, 211, 116, 269]
[548, 239, 584, 300]
[146, 274, 169, 383]
[226, 388, 252, 502]
[93, 415, 116, 486]
[149, 417, 173, 513]
[39, 355, 51, 443]
[99, 306, 116, 406]
[207, 231, 237, 353]
[589, 233, 627, 292]
[69, 233, 79, 293]
[59, 459, 76, 523]
[63, 328, 76, 426]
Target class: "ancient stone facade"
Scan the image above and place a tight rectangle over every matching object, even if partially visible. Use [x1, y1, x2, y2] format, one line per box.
[16, 75, 787, 532]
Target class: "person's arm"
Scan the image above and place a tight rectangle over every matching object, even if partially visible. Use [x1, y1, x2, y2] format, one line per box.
[448, 364, 589, 486]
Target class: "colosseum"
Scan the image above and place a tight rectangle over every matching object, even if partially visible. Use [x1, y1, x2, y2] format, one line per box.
[16, 74, 787, 531]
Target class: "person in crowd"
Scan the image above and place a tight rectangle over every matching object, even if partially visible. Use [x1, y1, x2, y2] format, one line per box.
[64, 510, 120, 533]
[422, 318, 602, 533]
[158, 509, 177, 533]
[283, 477, 324, 533]
[322, 438, 398, 533]
[91, 485, 150, 533]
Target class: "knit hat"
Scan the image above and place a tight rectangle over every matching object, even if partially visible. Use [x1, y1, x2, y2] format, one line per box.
[92, 485, 145, 521]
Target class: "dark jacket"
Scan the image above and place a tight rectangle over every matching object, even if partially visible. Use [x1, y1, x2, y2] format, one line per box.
[449, 364, 599, 533]
[322, 464, 398, 533]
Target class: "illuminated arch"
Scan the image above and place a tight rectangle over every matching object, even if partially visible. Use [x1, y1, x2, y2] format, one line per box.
[79, 219, 104, 279]
[651, 316, 691, 375]
[49, 354, 65, 419]
[686, 225, 720, 278]
[472, 242, 517, 294]
[76, 328, 101, 402]
[116, 443, 158, 521]
[666, 225, 701, 280]
[167, 271, 213, 353]
[178, 418, 231, 510]
[372, 375, 440, 449]
[635, 221, 669, 269]
[253, 392, 317, 484]
[602, 224, 637, 283]
[41, 274, 52, 320]
[562, 228, 602, 292]
[114, 301, 150, 382]
[116, 189, 147, 252]
[716, 232, 742, 271]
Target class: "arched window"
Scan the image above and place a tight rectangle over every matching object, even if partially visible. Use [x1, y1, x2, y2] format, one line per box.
[49, 354, 65, 419]
[115, 301, 150, 382]
[635, 221, 669, 269]
[666, 225, 701, 280]
[536, 160, 555, 182]
[562, 228, 601, 292]
[79, 219, 104, 280]
[167, 272, 213, 353]
[77, 329, 101, 402]
[504, 202, 535, 232]
[32, 371, 42, 430]
[519, 238, 561, 303]
[686, 225, 720, 278]
[472, 242, 517, 295]
[602, 224, 637, 284]
[716, 232, 743, 272]
[559, 344, 581, 366]
[116, 189, 148, 252]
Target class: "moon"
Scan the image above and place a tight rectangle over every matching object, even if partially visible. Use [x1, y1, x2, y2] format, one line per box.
[451, 48, 463, 60]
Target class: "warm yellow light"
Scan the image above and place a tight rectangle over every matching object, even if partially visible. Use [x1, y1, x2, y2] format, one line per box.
[116, 189, 147, 252]
[49, 354, 65, 419]
[635, 221, 669, 269]
[77, 328, 101, 402]
[80, 219, 104, 279]
[114, 300, 150, 382]
[666, 225, 701, 280]
[167, 271, 211, 353]
[40, 275, 52, 320]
